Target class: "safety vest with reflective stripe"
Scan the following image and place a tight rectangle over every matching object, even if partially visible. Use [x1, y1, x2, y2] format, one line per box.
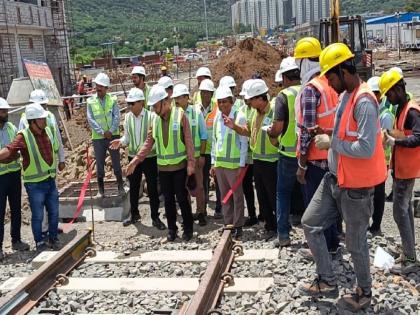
[379, 106, 394, 165]
[392, 100, 420, 179]
[296, 76, 338, 160]
[239, 104, 255, 164]
[250, 102, 278, 162]
[20, 126, 58, 183]
[127, 110, 156, 157]
[213, 109, 241, 169]
[279, 85, 301, 158]
[337, 82, 387, 188]
[203, 99, 218, 155]
[0, 122, 21, 175]
[20, 111, 57, 134]
[87, 94, 120, 140]
[185, 105, 202, 158]
[152, 106, 186, 166]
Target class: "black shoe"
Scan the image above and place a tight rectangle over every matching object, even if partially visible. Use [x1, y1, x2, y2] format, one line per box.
[123, 214, 140, 227]
[244, 216, 258, 227]
[36, 242, 48, 252]
[182, 232, 193, 241]
[263, 230, 277, 241]
[193, 213, 199, 220]
[258, 214, 265, 222]
[213, 212, 223, 220]
[197, 213, 207, 226]
[49, 238, 61, 250]
[234, 227, 243, 239]
[167, 230, 177, 242]
[152, 218, 166, 230]
[12, 240, 30, 251]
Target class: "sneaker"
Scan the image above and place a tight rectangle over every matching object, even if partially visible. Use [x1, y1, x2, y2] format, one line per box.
[36, 242, 48, 252]
[167, 230, 177, 242]
[337, 287, 372, 312]
[123, 214, 140, 227]
[197, 213, 207, 226]
[244, 216, 259, 227]
[390, 257, 419, 275]
[12, 240, 30, 251]
[263, 230, 277, 241]
[49, 239, 61, 250]
[298, 277, 339, 298]
[182, 232, 193, 242]
[152, 218, 166, 230]
[213, 212, 223, 220]
[273, 237, 291, 248]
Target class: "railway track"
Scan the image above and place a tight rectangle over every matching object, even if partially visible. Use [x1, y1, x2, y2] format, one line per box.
[0, 227, 277, 315]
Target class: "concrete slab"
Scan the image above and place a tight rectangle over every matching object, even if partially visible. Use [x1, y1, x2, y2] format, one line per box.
[32, 249, 279, 268]
[0, 277, 273, 293]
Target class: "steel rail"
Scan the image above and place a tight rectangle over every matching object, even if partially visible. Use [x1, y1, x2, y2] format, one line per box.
[0, 229, 94, 315]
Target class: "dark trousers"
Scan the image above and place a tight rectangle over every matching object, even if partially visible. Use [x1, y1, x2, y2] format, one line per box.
[242, 163, 257, 218]
[302, 163, 340, 252]
[253, 160, 277, 231]
[128, 156, 160, 220]
[0, 171, 22, 248]
[93, 136, 122, 179]
[371, 181, 385, 231]
[203, 154, 221, 213]
[290, 180, 305, 217]
[159, 168, 193, 233]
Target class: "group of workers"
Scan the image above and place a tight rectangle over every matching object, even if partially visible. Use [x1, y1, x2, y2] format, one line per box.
[0, 36, 418, 312]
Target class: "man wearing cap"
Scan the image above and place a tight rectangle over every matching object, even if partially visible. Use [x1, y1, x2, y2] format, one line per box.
[126, 85, 196, 242]
[132, 66, 150, 107]
[381, 69, 420, 275]
[211, 86, 248, 239]
[172, 84, 208, 226]
[0, 103, 62, 251]
[197, 79, 223, 219]
[110, 88, 165, 230]
[158, 76, 174, 98]
[87, 73, 123, 196]
[0, 98, 30, 260]
[266, 57, 302, 246]
[298, 43, 387, 312]
[193, 67, 212, 105]
[294, 37, 340, 254]
[366, 76, 394, 237]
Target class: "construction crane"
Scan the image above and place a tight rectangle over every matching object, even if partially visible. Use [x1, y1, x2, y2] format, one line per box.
[319, 0, 373, 80]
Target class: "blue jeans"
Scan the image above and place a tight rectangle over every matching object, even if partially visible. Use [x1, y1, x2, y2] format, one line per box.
[24, 179, 59, 244]
[276, 155, 299, 239]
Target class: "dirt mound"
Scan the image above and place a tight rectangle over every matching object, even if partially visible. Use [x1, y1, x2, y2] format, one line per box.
[211, 38, 285, 95]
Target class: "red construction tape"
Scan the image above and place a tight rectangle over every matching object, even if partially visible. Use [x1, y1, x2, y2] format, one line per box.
[222, 165, 249, 205]
[62, 146, 93, 232]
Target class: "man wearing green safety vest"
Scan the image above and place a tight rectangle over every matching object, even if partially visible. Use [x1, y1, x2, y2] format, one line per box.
[211, 86, 248, 239]
[109, 88, 165, 230]
[193, 67, 212, 105]
[196, 79, 223, 219]
[172, 84, 208, 226]
[367, 76, 394, 237]
[266, 57, 302, 247]
[0, 98, 30, 260]
[0, 103, 63, 251]
[132, 66, 151, 108]
[87, 73, 123, 197]
[126, 85, 196, 242]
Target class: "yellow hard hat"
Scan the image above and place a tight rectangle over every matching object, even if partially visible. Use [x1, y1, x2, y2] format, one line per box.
[378, 69, 404, 98]
[161, 66, 167, 71]
[319, 43, 355, 76]
[294, 37, 322, 59]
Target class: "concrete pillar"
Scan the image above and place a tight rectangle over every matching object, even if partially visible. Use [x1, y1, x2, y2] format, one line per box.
[14, 32, 24, 77]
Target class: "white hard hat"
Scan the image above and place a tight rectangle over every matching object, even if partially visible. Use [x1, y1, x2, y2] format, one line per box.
[29, 89, 49, 104]
[199, 79, 215, 92]
[172, 84, 190, 98]
[0, 98, 11, 109]
[367, 76, 380, 92]
[240, 79, 255, 96]
[215, 85, 233, 100]
[131, 66, 146, 76]
[126, 88, 145, 102]
[94, 73, 110, 87]
[220, 76, 236, 88]
[279, 57, 299, 75]
[157, 76, 174, 89]
[275, 70, 283, 83]
[25, 103, 48, 120]
[389, 66, 403, 76]
[245, 79, 269, 100]
[196, 67, 212, 78]
[147, 85, 168, 106]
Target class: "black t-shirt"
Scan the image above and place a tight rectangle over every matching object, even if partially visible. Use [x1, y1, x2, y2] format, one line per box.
[273, 93, 289, 136]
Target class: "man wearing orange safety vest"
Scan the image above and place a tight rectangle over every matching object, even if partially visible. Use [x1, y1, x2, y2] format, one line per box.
[294, 37, 340, 253]
[380, 69, 420, 275]
[298, 43, 387, 312]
